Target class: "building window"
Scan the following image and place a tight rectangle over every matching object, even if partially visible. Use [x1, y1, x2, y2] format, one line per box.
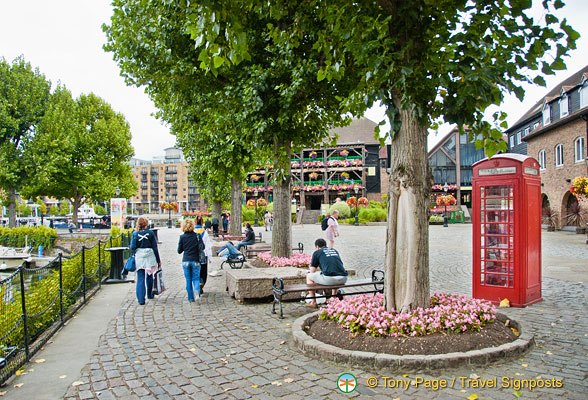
[543, 103, 551, 125]
[580, 79, 588, 109]
[559, 93, 569, 118]
[555, 144, 564, 167]
[538, 150, 546, 170]
[523, 127, 530, 137]
[575, 137, 585, 162]
[509, 135, 514, 148]
[516, 131, 522, 145]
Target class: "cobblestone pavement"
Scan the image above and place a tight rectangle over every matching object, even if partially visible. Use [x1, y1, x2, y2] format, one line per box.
[65, 224, 587, 399]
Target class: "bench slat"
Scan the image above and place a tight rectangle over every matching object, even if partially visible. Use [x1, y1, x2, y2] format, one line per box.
[280, 278, 383, 294]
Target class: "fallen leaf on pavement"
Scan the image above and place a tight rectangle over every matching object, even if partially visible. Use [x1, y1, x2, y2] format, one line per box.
[251, 385, 259, 388]
[0, 391, 6, 396]
[512, 391, 522, 398]
[521, 364, 528, 367]
[71, 381, 85, 387]
[469, 373, 480, 379]
[14, 384, 23, 388]
[271, 381, 282, 386]
[34, 359, 46, 364]
[279, 341, 286, 345]
[546, 351, 552, 355]
[467, 394, 478, 400]
[59, 375, 67, 379]
[284, 378, 294, 383]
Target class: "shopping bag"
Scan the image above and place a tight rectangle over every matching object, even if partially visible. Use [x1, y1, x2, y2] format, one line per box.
[152, 268, 165, 295]
[123, 255, 136, 272]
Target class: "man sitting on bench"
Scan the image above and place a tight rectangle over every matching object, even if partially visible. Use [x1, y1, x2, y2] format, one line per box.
[306, 238, 348, 308]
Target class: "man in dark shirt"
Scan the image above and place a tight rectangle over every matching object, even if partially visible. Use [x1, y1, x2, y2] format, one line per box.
[306, 238, 348, 308]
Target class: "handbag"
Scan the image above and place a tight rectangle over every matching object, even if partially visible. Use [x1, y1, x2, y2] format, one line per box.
[123, 255, 136, 272]
[152, 268, 165, 295]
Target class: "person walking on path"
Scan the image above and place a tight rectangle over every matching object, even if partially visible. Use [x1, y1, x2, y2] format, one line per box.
[326, 209, 340, 248]
[194, 216, 212, 294]
[222, 212, 229, 233]
[264, 211, 271, 231]
[305, 238, 348, 308]
[236, 223, 255, 251]
[177, 218, 203, 302]
[130, 217, 161, 305]
[211, 215, 219, 237]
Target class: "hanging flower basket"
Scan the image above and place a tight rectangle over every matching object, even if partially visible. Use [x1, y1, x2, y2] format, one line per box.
[309, 151, 318, 159]
[358, 197, 369, 207]
[346, 196, 357, 207]
[432, 184, 457, 191]
[246, 199, 256, 208]
[340, 149, 349, 157]
[257, 198, 267, 207]
[291, 161, 300, 168]
[436, 194, 457, 206]
[309, 172, 319, 180]
[341, 172, 350, 180]
[251, 174, 260, 182]
[570, 176, 588, 201]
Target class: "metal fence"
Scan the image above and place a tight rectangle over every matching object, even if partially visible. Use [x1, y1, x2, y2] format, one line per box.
[0, 232, 131, 384]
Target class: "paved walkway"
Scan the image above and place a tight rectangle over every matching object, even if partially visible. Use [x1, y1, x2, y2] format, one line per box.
[5, 224, 588, 399]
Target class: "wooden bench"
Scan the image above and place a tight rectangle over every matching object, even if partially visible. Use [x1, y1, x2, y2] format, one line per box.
[271, 269, 384, 318]
[245, 242, 304, 259]
[218, 232, 263, 243]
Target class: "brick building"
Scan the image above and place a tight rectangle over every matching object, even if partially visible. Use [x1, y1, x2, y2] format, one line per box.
[506, 65, 588, 229]
[130, 147, 206, 214]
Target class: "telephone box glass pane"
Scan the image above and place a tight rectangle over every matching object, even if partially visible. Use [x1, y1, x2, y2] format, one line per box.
[480, 184, 514, 288]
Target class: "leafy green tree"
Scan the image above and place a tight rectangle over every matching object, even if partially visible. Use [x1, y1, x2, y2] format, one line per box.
[94, 204, 106, 215]
[0, 56, 51, 227]
[17, 203, 32, 217]
[26, 87, 137, 226]
[35, 199, 48, 215]
[104, 0, 351, 256]
[49, 204, 59, 216]
[59, 202, 69, 215]
[137, 0, 577, 311]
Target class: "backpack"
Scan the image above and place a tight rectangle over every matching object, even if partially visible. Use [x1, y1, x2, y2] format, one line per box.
[321, 216, 332, 231]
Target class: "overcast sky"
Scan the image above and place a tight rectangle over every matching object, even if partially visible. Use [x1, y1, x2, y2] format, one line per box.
[1, 0, 586, 159]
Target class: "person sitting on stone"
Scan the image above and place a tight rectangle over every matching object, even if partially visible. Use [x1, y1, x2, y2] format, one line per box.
[236, 223, 255, 251]
[306, 238, 348, 308]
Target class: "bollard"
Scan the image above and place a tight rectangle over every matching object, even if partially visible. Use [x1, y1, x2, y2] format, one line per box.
[38, 245, 43, 257]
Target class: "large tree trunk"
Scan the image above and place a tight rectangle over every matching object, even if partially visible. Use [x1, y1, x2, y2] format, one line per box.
[385, 101, 431, 313]
[229, 177, 242, 235]
[271, 138, 292, 258]
[72, 197, 82, 227]
[211, 200, 221, 222]
[7, 189, 17, 228]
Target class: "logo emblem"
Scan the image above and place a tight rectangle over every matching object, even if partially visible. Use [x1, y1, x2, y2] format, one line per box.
[337, 373, 357, 393]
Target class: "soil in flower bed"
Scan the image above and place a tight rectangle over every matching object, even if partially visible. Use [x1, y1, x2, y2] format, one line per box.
[304, 315, 519, 355]
[249, 258, 272, 268]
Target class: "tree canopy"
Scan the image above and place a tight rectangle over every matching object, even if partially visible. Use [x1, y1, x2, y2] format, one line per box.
[25, 87, 137, 225]
[0, 56, 51, 226]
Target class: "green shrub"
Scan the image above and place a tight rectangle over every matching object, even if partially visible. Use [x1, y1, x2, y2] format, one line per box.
[94, 205, 106, 215]
[429, 215, 444, 223]
[0, 226, 58, 251]
[49, 204, 59, 215]
[328, 202, 351, 219]
[358, 208, 387, 222]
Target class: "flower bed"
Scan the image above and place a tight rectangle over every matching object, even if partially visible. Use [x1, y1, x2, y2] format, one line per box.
[257, 251, 311, 268]
[319, 292, 496, 337]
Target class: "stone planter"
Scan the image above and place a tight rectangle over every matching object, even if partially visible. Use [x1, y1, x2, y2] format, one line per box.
[575, 226, 586, 234]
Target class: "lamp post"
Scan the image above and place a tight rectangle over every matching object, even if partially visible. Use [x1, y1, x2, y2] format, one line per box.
[166, 193, 172, 229]
[353, 185, 359, 226]
[254, 189, 259, 227]
[443, 182, 449, 228]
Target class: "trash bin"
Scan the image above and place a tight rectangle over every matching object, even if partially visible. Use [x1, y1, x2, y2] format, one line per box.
[104, 247, 131, 283]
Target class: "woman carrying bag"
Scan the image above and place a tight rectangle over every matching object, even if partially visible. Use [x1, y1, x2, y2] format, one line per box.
[194, 216, 212, 294]
[130, 217, 161, 305]
[177, 218, 204, 302]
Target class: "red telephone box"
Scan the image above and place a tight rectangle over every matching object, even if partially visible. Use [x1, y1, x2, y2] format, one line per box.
[472, 154, 542, 307]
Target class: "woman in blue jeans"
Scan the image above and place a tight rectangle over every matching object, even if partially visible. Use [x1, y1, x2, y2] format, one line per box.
[130, 217, 161, 305]
[177, 218, 203, 302]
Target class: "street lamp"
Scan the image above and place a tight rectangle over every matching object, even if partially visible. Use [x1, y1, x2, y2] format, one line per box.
[353, 185, 359, 226]
[115, 186, 120, 196]
[443, 182, 449, 228]
[166, 192, 172, 228]
[254, 189, 259, 227]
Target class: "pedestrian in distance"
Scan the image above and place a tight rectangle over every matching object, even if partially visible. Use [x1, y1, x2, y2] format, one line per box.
[269, 212, 273, 231]
[305, 238, 348, 308]
[264, 211, 271, 231]
[68, 220, 75, 233]
[194, 216, 212, 294]
[326, 209, 340, 248]
[222, 212, 229, 233]
[177, 218, 204, 302]
[211, 215, 220, 237]
[130, 217, 161, 305]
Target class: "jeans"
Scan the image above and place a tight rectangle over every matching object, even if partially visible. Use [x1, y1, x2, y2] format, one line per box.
[236, 240, 254, 251]
[136, 269, 154, 304]
[182, 261, 201, 301]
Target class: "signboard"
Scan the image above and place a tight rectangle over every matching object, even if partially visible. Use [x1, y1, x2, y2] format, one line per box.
[524, 167, 539, 175]
[478, 166, 516, 176]
[321, 204, 328, 215]
[110, 198, 127, 228]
